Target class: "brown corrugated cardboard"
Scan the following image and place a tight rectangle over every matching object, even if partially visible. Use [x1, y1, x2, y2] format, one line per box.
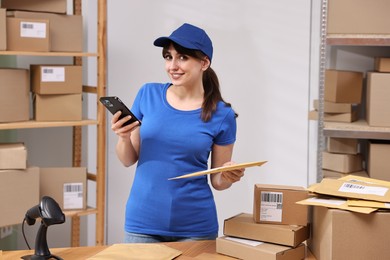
[327, 0, 390, 34]
[308, 110, 358, 123]
[0, 68, 30, 123]
[310, 178, 390, 203]
[34, 93, 82, 121]
[375, 57, 390, 72]
[253, 184, 308, 226]
[327, 137, 359, 155]
[0, 143, 27, 170]
[223, 213, 309, 247]
[31, 65, 83, 94]
[322, 169, 368, 179]
[1, 0, 67, 14]
[6, 17, 50, 52]
[216, 236, 306, 260]
[40, 167, 87, 210]
[368, 140, 390, 181]
[12, 11, 83, 52]
[0, 167, 39, 227]
[0, 9, 6, 50]
[313, 99, 356, 113]
[366, 72, 390, 127]
[322, 151, 362, 173]
[324, 70, 363, 104]
[308, 206, 390, 260]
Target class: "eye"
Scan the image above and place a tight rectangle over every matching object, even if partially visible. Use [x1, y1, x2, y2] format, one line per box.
[179, 55, 188, 61]
[163, 54, 172, 60]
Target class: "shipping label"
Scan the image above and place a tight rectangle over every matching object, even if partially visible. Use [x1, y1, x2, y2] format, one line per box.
[259, 191, 283, 222]
[20, 22, 46, 38]
[63, 182, 83, 209]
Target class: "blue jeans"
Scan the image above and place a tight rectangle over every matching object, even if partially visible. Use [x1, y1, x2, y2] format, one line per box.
[124, 231, 217, 243]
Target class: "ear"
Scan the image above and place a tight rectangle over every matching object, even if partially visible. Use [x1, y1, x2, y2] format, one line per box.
[201, 57, 211, 71]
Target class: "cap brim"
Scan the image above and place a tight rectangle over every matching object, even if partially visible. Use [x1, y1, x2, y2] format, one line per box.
[153, 36, 198, 51]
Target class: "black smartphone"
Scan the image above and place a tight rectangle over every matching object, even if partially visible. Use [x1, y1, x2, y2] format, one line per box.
[99, 96, 141, 126]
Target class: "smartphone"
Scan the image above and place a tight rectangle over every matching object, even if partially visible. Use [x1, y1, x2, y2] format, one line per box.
[99, 96, 141, 126]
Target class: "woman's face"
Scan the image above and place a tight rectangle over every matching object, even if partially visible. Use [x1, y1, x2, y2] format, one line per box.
[163, 44, 210, 87]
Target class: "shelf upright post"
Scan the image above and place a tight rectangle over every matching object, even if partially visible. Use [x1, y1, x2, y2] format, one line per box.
[317, 0, 329, 182]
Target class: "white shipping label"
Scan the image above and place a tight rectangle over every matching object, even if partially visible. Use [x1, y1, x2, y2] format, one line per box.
[63, 183, 83, 209]
[41, 67, 65, 82]
[225, 236, 264, 247]
[339, 182, 388, 196]
[306, 197, 346, 206]
[259, 191, 283, 222]
[20, 22, 47, 38]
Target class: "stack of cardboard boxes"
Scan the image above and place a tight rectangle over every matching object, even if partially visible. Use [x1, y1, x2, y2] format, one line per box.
[299, 175, 390, 260]
[322, 137, 367, 179]
[309, 69, 363, 123]
[0, 143, 87, 228]
[0, 0, 84, 122]
[216, 184, 310, 260]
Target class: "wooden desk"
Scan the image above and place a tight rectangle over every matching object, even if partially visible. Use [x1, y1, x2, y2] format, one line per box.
[2, 240, 316, 259]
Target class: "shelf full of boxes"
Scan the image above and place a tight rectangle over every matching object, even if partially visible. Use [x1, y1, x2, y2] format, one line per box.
[0, 0, 106, 247]
[307, 0, 390, 259]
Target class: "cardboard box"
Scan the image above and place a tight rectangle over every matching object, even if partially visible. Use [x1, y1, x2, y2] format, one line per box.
[322, 169, 368, 179]
[0, 167, 39, 227]
[375, 57, 390, 72]
[31, 65, 83, 94]
[40, 167, 87, 210]
[0, 68, 30, 123]
[327, 137, 358, 155]
[223, 213, 309, 247]
[0, 143, 27, 170]
[0, 9, 6, 50]
[313, 99, 356, 113]
[216, 236, 305, 260]
[34, 93, 82, 121]
[366, 72, 390, 127]
[308, 110, 358, 123]
[322, 151, 363, 173]
[309, 206, 390, 260]
[6, 17, 50, 52]
[1, 0, 67, 14]
[324, 70, 363, 104]
[327, 0, 390, 34]
[253, 184, 308, 226]
[12, 11, 83, 52]
[368, 141, 390, 181]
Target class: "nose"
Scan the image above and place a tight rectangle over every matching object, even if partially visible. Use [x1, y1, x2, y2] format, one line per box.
[168, 58, 180, 70]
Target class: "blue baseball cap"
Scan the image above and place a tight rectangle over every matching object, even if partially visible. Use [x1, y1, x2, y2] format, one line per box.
[153, 23, 213, 61]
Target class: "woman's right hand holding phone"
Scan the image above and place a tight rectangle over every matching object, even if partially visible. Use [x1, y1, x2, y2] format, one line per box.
[111, 111, 140, 140]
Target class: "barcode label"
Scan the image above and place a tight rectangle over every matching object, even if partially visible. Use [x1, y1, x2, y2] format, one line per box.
[22, 23, 34, 29]
[41, 67, 65, 82]
[63, 183, 83, 209]
[261, 192, 283, 203]
[259, 191, 283, 222]
[20, 22, 46, 38]
[339, 182, 388, 196]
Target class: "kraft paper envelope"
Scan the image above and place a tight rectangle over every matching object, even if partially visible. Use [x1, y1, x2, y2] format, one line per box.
[88, 243, 182, 260]
[311, 178, 390, 203]
[169, 161, 267, 180]
[296, 197, 377, 214]
[339, 175, 390, 187]
[347, 199, 390, 209]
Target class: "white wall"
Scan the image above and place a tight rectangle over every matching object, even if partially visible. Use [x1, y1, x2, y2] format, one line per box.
[106, 0, 319, 244]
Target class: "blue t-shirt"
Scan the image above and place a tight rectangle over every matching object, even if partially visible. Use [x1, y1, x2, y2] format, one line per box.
[125, 82, 237, 237]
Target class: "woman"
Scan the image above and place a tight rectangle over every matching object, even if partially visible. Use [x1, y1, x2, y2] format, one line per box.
[111, 23, 245, 243]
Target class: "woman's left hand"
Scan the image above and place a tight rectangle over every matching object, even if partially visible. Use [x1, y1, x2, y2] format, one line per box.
[220, 161, 245, 184]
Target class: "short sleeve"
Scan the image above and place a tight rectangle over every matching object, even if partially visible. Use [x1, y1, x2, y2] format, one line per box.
[214, 108, 237, 145]
[130, 84, 146, 121]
